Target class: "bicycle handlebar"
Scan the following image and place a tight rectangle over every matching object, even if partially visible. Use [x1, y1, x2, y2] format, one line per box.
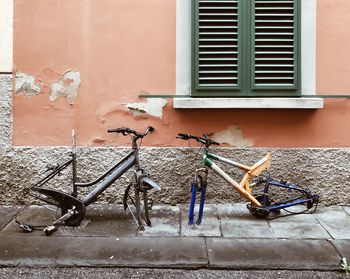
[108, 126, 155, 138]
[177, 133, 220, 146]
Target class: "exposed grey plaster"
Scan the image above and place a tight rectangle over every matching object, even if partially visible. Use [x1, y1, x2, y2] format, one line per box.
[0, 74, 13, 203]
[50, 70, 81, 104]
[127, 98, 168, 118]
[0, 146, 349, 206]
[0, 74, 12, 148]
[15, 72, 41, 97]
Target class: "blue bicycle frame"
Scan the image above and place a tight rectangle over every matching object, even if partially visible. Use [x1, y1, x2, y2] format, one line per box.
[257, 177, 319, 211]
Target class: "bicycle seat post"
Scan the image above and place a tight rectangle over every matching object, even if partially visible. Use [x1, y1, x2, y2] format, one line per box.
[71, 129, 78, 197]
[132, 136, 141, 170]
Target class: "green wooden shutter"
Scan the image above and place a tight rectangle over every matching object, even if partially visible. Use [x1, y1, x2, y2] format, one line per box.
[251, 0, 299, 92]
[193, 0, 241, 96]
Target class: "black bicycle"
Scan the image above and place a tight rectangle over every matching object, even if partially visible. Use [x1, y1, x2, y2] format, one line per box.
[17, 126, 161, 235]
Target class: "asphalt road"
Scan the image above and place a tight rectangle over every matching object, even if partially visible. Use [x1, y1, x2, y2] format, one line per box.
[0, 268, 348, 279]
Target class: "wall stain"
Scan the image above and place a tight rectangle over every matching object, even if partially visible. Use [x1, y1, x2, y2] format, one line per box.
[126, 98, 168, 118]
[212, 125, 254, 147]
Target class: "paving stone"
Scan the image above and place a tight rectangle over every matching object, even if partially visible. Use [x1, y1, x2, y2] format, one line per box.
[137, 205, 180, 237]
[207, 238, 341, 270]
[0, 236, 208, 268]
[217, 204, 274, 238]
[268, 213, 331, 239]
[1, 205, 138, 237]
[62, 204, 138, 236]
[330, 240, 350, 259]
[181, 204, 221, 237]
[313, 206, 350, 239]
[0, 206, 20, 231]
[0, 204, 347, 270]
[1, 206, 60, 236]
[342, 206, 350, 216]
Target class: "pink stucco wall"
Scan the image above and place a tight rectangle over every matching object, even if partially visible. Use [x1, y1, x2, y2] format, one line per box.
[317, 0, 350, 94]
[12, 0, 350, 147]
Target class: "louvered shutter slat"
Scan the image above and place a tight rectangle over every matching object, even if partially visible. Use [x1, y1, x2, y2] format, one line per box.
[195, 0, 240, 89]
[252, 0, 298, 90]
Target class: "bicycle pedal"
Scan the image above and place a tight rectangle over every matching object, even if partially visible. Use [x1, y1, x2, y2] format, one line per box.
[16, 220, 34, 233]
[43, 225, 58, 236]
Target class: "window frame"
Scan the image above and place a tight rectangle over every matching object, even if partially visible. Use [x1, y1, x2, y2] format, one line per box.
[191, 0, 301, 98]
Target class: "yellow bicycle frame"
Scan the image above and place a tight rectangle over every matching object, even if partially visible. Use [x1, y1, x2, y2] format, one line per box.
[203, 151, 272, 207]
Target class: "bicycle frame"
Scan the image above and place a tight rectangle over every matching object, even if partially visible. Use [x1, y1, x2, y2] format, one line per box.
[180, 132, 319, 223]
[203, 149, 272, 207]
[31, 132, 140, 206]
[24, 127, 160, 234]
[79, 151, 136, 205]
[257, 177, 319, 211]
[203, 150, 318, 209]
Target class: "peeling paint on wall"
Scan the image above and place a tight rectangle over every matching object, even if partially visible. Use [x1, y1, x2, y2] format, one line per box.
[15, 72, 41, 97]
[126, 98, 168, 118]
[212, 125, 253, 147]
[50, 70, 81, 104]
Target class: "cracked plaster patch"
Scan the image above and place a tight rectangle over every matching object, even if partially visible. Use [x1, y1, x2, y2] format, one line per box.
[15, 72, 41, 97]
[126, 98, 168, 118]
[212, 125, 253, 147]
[50, 70, 81, 104]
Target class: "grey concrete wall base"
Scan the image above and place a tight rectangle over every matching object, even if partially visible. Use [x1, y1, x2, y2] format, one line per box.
[0, 146, 349, 206]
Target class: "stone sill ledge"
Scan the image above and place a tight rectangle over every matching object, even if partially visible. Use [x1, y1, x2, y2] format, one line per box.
[173, 97, 324, 109]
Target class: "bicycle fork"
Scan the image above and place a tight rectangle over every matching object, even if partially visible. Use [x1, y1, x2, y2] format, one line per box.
[188, 168, 208, 225]
[123, 170, 152, 231]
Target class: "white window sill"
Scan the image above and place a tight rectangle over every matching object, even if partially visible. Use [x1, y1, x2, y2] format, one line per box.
[173, 97, 324, 109]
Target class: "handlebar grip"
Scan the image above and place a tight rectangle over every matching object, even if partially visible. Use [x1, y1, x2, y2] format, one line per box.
[107, 128, 120, 133]
[145, 126, 155, 135]
[177, 133, 191, 140]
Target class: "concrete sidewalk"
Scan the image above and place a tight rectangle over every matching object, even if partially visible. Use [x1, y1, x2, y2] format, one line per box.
[0, 204, 349, 271]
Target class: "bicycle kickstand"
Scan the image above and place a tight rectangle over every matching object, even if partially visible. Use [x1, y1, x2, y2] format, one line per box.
[43, 206, 77, 236]
[188, 168, 208, 225]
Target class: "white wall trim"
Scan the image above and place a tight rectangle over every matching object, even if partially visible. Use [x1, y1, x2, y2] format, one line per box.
[173, 97, 323, 109]
[301, 0, 317, 95]
[176, 0, 191, 96]
[0, 0, 13, 72]
[175, 0, 319, 107]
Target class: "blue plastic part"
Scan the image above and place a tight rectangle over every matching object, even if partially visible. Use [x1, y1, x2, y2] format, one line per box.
[268, 197, 315, 211]
[188, 182, 197, 225]
[261, 177, 319, 213]
[196, 184, 207, 225]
